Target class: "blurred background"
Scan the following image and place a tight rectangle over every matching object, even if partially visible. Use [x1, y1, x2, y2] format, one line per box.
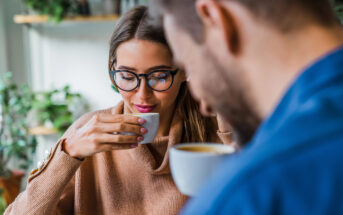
[0, 0, 146, 211]
[0, 0, 342, 212]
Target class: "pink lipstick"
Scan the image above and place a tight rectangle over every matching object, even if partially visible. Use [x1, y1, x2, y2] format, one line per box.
[134, 104, 156, 113]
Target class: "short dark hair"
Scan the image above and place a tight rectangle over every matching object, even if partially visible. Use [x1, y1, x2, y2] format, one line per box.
[151, 0, 339, 43]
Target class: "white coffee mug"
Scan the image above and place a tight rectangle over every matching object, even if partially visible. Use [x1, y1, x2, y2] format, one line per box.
[169, 143, 235, 196]
[124, 113, 159, 144]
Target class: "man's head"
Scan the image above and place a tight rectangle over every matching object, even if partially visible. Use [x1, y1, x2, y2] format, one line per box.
[150, 0, 341, 145]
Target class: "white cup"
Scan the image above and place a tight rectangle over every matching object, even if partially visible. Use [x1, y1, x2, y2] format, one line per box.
[124, 113, 159, 144]
[169, 143, 235, 196]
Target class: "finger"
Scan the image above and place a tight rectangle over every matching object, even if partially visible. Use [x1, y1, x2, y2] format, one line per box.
[93, 113, 145, 125]
[95, 122, 146, 135]
[97, 133, 143, 144]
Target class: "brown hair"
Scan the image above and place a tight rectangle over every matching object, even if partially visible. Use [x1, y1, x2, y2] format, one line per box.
[108, 5, 217, 142]
[152, 0, 339, 43]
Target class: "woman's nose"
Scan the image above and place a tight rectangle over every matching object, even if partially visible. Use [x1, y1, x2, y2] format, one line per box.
[136, 78, 153, 98]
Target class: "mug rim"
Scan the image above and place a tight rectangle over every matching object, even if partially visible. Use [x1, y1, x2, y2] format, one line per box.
[125, 112, 159, 116]
[171, 143, 235, 157]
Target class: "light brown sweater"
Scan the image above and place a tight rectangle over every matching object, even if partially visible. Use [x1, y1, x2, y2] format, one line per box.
[5, 102, 230, 215]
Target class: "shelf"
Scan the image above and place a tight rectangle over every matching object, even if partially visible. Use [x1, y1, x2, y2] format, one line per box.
[29, 126, 58, 135]
[14, 14, 120, 24]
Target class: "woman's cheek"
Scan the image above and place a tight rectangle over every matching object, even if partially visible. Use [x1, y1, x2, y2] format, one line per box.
[120, 92, 134, 108]
[161, 88, 179, 108]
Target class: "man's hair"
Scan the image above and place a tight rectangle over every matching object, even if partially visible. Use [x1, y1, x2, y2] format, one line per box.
[151, 0, 339, 43]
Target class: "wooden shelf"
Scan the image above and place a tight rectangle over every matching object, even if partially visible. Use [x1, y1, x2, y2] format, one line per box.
[14, 14, 120, 24]
[29, 126, 58, 135]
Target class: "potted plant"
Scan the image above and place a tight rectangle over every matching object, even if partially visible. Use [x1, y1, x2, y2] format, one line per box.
[0, 189, 6, 214]
[0, 73, 37, 207]
[23, 0, 81, 22]
[31, 85, 88, 136]
[336, 0, 343, 23]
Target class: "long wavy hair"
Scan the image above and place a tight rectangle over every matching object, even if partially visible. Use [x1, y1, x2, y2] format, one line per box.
[108, 5, 217, 143]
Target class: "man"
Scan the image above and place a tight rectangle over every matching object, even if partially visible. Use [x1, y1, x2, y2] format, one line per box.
[150, 0, 343, 214]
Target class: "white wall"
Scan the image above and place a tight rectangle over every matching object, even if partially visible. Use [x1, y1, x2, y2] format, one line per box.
[0, 0, 9, 74]
[1, 1, 126, 111]
[27, 22, 122, 111]
[2, 0, 28, 84]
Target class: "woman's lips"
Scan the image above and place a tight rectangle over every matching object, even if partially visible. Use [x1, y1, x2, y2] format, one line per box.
[134, 104, 156, 113]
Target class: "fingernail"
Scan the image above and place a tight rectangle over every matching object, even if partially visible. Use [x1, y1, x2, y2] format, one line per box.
[138, 118, 146, 125]
[131, 144, 138, 148]
[140, 128, 148, 134]
[137, 136, 144, 142]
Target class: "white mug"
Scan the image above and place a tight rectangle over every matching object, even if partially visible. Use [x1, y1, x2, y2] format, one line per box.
[124, 113, 159, 144]
[169, 143, 235, 196]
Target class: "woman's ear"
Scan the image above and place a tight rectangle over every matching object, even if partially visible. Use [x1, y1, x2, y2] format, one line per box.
[112, 62, 117, 70]
[111, 84, 120, 93]
[110, 62, 120, 93]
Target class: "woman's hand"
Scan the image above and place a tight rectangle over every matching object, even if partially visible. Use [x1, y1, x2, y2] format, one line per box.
[63, 112, 147, 159]
[216, 113, 241, 150]
[216, 113, 232, 133]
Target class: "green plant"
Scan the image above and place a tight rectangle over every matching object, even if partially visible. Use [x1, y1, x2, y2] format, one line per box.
[24, 0, 79, 22]
[32, 85, 86, 135]
[336, 0, 343, 23]
[0, 73, 37, 178]
[0, 188, 6, 214]
[337, 8, 343, 22]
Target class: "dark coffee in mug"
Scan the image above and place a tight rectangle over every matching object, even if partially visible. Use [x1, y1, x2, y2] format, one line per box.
[177, 145, 229, 154]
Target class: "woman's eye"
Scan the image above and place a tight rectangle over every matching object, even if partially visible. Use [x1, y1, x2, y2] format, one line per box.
[118, 72, 136, 81]
[151, 72, 168, 80]
[156, 76, 167, 80]
[122, 76, 135, 81]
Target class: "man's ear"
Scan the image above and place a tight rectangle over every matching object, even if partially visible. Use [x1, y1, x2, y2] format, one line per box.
[195, 0, 240, 55]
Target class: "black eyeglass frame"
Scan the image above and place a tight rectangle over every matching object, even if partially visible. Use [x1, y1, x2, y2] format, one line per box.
[109, 69, 179, 92]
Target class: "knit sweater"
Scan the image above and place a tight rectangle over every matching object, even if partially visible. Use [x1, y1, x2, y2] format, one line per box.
[5, 101, 231, 215]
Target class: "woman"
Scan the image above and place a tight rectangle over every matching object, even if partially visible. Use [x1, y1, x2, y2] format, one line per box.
[5, 6, 232, 215]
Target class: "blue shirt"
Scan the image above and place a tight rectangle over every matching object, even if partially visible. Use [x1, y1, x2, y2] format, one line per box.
[181, 46, 343, 215]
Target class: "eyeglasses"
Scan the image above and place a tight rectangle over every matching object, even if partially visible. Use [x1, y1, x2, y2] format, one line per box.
[109, 69, 179, 92]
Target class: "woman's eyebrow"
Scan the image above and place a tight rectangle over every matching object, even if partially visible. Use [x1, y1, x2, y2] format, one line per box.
[148, 65, 173, 71]
[117, 65, 136, 71]
[117, 65, 173, 72]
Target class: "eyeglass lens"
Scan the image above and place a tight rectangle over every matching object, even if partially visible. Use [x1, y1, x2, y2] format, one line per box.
[114, 71, 173, 91]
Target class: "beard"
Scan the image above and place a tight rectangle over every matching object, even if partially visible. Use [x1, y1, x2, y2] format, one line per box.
[201, 51, 262, 146]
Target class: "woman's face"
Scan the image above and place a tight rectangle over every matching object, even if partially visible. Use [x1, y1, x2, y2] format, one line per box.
[114, 39, 185, 116]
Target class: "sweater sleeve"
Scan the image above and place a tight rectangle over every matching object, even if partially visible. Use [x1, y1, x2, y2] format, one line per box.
[4, 139, 82, 215]
[4, 104, 123, 215]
